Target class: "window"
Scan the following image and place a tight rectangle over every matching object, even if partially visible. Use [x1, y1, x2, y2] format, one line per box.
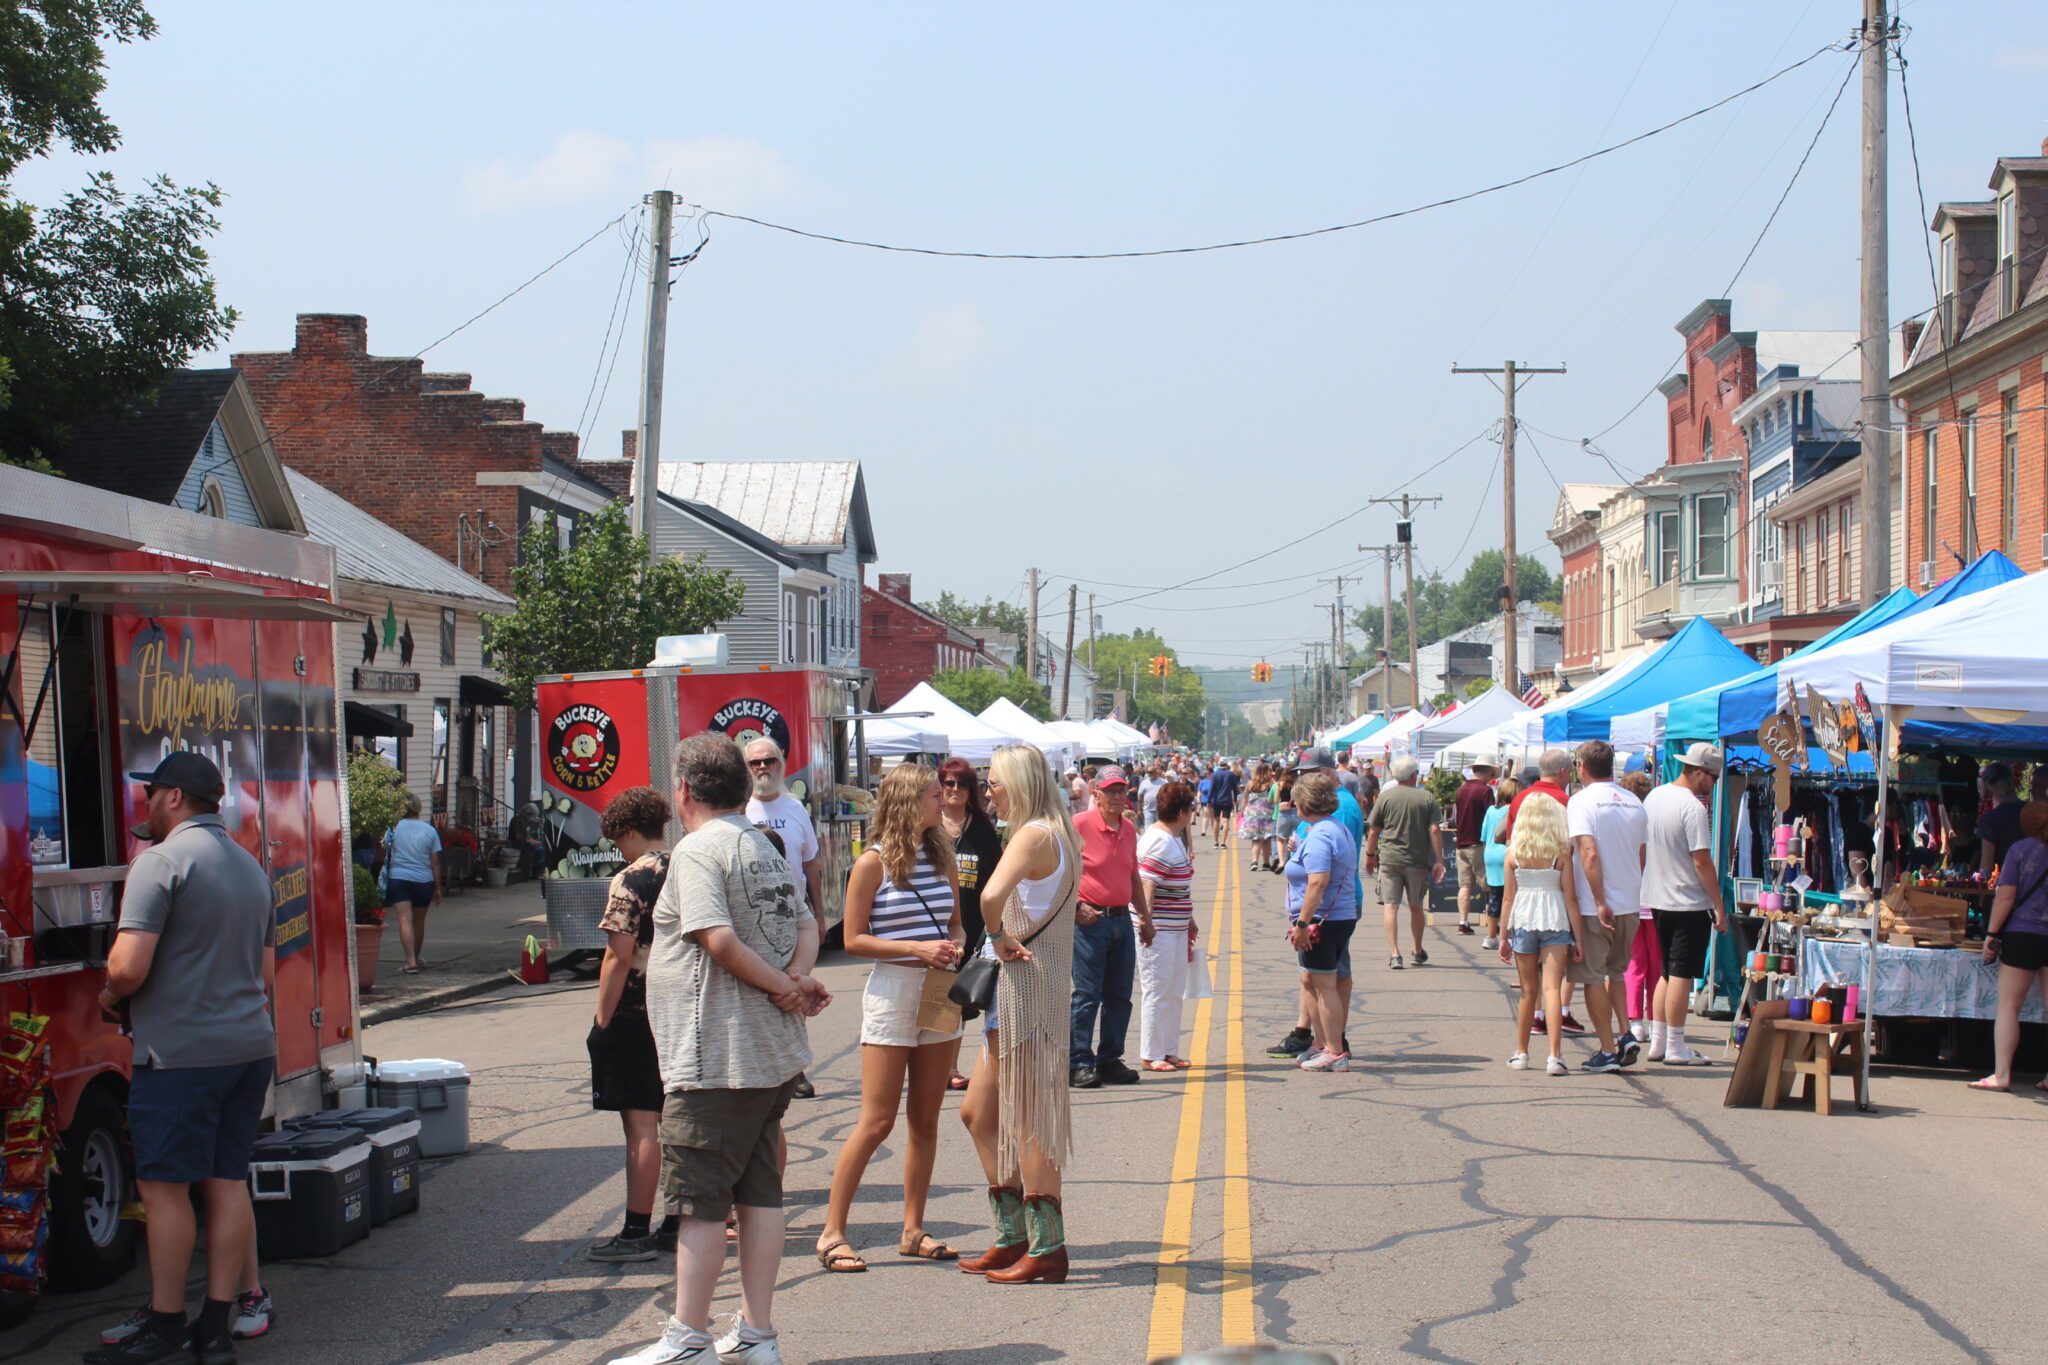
[1654, 510, 1680, 584]
[1962, 412, 1979, 561]
[2002, 395, 2019, 554]
[1939, 231, 1958, 340]
[439, 608, 457, 666]
[1923, 429, 1939, 567]
[372, 704, 406, 774]
[199, 476, 228, 519]
[1777, 399, 1790, 434]
[1605, 566, 1617, 651]
[1999, 191, 2019, 315]
[1839, 501, 1856, 603]
[1795, 523, 1809, 613]
[1700, 418, 1714, 460]
[14, 604, 115, 870]
[431, 699, 451, 814]
[782, 590, 797, 663]
[1694, 493, 1730, 579]
[1816, 509, 1831, 604]
[805, 594, 821, 664]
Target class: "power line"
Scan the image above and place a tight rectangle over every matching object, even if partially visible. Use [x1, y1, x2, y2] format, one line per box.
[699, 42, 1847, 263]
[1043, 556, 1373, 595]
[575, 219, 644, 443]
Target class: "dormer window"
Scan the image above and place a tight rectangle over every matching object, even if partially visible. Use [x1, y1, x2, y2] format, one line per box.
[1939, 230, 1958, 340]
[1998, 190, 2019, 315]
[199, 476, 227, 519]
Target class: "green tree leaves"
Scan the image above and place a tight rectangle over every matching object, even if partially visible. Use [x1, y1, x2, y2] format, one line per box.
[1352, 550, 1557, 662]
[931, 665, 1053, 721]
[919, 592, 1028, 639]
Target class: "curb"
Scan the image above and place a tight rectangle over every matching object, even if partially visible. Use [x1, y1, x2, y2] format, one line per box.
[361, 974, 512, 1027]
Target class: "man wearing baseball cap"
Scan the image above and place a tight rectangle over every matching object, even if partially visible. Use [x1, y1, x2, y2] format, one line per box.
[90, 753, 275, 1365]
[1639, 742, 1727, 1066]
[1069, 766, 1151, 1088]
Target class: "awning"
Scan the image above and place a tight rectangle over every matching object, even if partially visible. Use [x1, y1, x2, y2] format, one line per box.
[459, 674, 516, 708]
[0, 570, 361, 623]
[344, 700, 413, 738]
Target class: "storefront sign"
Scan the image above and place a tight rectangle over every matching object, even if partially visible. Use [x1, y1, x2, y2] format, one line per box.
[709, 697, 792, 756]
[354, 668, 420, 693]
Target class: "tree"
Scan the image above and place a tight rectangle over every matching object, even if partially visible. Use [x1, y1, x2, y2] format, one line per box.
[484, 503, 748, 705]
[347, 749, 409, 844]
[1351, 551, 1558, 660]
[1, 2, 238, 469]
[918, 591, 1028, 640]
[1088, 630, 1205, 742]
[930, 666, 1052, 721]
[1462, 677, 1494, 699]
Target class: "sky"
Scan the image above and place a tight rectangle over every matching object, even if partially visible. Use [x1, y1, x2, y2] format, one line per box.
[18, 0, 2046, 674]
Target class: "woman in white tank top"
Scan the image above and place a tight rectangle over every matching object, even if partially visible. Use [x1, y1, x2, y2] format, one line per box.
[1500, 792, 1584, 1076]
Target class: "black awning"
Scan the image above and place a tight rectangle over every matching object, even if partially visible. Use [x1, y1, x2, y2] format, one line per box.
[344, 700, 413, 738]
[459, 674, 516, 708]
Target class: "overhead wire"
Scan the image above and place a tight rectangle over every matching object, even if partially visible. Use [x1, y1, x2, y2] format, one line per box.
[575, 219, 645, 443]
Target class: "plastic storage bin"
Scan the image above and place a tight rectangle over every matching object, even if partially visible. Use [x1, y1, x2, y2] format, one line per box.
[287, 1107, 422, 1225]
[248, 1128, 372, 1258]
[373, 1059, 472, 1156]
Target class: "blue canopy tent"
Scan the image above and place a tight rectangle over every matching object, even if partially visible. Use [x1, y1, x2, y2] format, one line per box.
[1541, 616, 1753, 743]
[1327, 713, 1393, 755]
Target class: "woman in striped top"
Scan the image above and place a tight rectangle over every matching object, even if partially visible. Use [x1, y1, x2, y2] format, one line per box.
[1136, 781, 1201, 1070]
[815, 764, 964, 1273]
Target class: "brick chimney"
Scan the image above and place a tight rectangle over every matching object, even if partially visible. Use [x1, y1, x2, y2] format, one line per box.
[295, 314, 368, 354]
[878, 573, 912, 602]
[1901, 318, 1925, 358]
[541, 431, 580, 463]
[481, 397, 526, 424]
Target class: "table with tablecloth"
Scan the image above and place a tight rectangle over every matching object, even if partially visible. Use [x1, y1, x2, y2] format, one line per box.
[1800, 938, 2048, 1024]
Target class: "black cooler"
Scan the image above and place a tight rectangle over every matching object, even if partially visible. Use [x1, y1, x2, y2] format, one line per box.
[247, 1127, 372, 1258]
[286, 1107, 422, 1226]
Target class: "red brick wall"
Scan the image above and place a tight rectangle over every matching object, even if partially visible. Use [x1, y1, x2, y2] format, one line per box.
[1663, 309, 1757, 598]
[233, 314, 578, 595]
[1560, 539, 1600, 668]
[1901, 355, 2048, 579]
[863, 586, 963, 709]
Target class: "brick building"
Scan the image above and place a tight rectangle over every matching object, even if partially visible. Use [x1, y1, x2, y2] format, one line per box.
[862, 574, 1003, 708]
[1548, 482, 1624, 688]
[1897, 137, 2048, 586]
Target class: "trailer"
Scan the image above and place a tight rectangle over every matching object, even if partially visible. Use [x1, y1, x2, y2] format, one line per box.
[0, 463, 363, 1311]
[533, 660, 867, 945]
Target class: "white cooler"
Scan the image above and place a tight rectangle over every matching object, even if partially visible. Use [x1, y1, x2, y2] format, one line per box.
[372, 1058, 472, 1156]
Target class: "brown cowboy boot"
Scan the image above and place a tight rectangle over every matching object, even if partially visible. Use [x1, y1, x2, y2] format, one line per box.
[985, 1193, 1067, 1284]
[959, 1185, 1026, 1275]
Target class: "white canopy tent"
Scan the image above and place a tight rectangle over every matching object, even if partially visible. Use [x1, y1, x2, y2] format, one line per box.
[1352, 707, 1434, 762]
[1503, 644, 1660, 748]
[979, 697, 1080, 771]
[885, 683, 1024, 764]
[1041, 721, 1099, 766]
[1086, 718, 1146, 760]
[863, 712, 948, 757]
[1394, 686, 1532, 775]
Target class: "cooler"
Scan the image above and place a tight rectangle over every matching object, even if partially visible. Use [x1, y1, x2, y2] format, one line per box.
[372, 1059, 472, 1156]
[247, 1128, 372, 1258]
[287, 1107, 422, 1225]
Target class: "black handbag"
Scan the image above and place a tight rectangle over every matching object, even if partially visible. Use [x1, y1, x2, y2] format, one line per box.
[950, 890, 1069, 1014]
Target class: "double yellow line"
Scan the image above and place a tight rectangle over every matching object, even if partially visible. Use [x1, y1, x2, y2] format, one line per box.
[1145, 839, 1255, 1359]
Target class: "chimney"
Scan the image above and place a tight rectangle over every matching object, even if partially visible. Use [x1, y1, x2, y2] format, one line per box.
[296, 313, 368, 355]
[878, 573, 912, 603]
[541, 431, 580, 463]
[621, 429, 638, 462]
[1900, 318, 1925, 358]
[480, 397, 526, 424]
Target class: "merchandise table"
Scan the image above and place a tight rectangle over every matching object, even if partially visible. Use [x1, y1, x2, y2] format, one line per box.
[1800, 937, 2047, 1024]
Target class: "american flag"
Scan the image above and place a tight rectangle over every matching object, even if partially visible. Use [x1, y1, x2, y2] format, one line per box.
[1517, 672, 1547, 709]
[1415, 698, 1436, 718]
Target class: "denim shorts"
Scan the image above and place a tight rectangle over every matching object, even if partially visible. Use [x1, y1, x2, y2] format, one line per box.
[386, 878, 437, 907]
[1507, 927, 1574, 956]
[129, 1056, 275, 1183]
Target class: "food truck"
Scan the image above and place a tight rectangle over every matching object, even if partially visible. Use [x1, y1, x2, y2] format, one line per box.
[534, 653, 868, 947]
[0, 462, 362, 1307]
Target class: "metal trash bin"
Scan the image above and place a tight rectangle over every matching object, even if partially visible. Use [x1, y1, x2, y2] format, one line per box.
[542, 877, 611, 951]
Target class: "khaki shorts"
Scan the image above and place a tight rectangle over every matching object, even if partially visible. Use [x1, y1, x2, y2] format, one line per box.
[1377, 865, 1431, 911]
[1456, 846, 1488, 893]
[1569, 913, 1640, 985]
[659, 1077, 799, 1221]
[860, 961, 962, 1048]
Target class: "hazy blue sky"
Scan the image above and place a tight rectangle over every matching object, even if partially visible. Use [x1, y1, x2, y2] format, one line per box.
[19, 0, 2044, 668]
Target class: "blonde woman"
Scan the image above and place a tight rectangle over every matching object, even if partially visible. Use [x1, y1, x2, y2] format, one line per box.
[1498, 792, 1584, 1075]
[815, 765, 964, 1273]
[958, 744, 1081, 1285]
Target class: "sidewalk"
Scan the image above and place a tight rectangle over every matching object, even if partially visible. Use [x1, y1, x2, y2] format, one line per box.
[359, 879, 560, 1025]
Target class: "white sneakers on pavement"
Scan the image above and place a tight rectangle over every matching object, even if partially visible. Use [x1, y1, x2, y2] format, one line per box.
[713, 1316, 783, 1364]
[1506, 1052, 1529, 1070]
[1630, 1020, 1651, 1044]
[1661, 1048, 1712, 1067]
[611, 1316, 784, 1365]
[1301, 1050, 1350, 1073]
[1545, 1055, 1569, 1077]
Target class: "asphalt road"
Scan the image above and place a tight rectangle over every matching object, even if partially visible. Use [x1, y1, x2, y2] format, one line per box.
[9, 840, 2047, 1363]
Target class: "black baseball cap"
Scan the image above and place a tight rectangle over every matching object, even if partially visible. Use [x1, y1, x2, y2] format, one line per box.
[127, 751, 227, 804]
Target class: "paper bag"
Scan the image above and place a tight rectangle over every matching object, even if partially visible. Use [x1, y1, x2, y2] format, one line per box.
[917, 968, 963, 1035]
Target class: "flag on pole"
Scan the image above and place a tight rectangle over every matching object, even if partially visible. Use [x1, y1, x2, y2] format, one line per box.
[1517, 671, 1547, 709]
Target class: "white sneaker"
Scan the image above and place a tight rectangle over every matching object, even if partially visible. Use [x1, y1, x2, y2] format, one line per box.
[1506, 1052, 1529, 1070]
[1546, 1055, 1569, 1077]
[1302, 1050, 1350, 1073]
[611, 1317, 715, 1365]
[1296, 1047, 1326, 1070]
[714, 1315, 784, 1365]
[1482, 935, 1499, 950]
[1662, 1047, 1712, 1067]
[1630, 1020, 1650, 1044]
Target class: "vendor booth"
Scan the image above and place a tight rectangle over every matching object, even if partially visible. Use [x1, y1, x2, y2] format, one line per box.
[1353, 706, 1438, 764]
[886, 683, 1020, 764]
[1540, 617, 1752, 744]
[979, 697, 1079, 772]
[1394, 686, 1531, 775]
[1327, 711, 1395, 756]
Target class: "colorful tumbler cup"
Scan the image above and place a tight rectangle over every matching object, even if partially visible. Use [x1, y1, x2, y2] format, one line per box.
[1811, 998, 1833, 1024]
[1843, 984, 1859, 1024]
[1789, 997, 1811, 1021]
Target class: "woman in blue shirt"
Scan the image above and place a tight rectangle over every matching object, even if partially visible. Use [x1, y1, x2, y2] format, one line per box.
[1480, 778, 1516, 952]
[1285, 772, 1360, 1073]
[384, 794, 443, 973]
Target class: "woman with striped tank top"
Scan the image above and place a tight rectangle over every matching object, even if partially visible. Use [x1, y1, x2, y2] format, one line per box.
[815, 764, 965, 1273]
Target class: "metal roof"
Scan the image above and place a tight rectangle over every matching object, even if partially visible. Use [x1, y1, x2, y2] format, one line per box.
[286, 468, 512, 607]
[655, 461, 876, 558]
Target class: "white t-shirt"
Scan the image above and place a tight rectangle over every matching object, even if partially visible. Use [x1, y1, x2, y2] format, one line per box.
[1639, 783, 1713, 912]
[1566, 781, 1647, 917]
[745, 793, 819, 910]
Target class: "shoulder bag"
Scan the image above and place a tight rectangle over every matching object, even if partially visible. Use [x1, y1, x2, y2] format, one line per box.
[902, 876, 965, 1034]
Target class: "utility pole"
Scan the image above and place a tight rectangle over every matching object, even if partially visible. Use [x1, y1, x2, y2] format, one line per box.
[633, 190, 676, 561]
[1059, 584, 1078, 720]
[1357, 544, 1399, 713]
[1326, 599, 1343, 719]
[1370, 495, 1442, 708]
[1024, 567, 1040, 684]
[1859, 0, 1893, 605]
[1086, 591, 1097, 675]
[1289, 664, 1298, 741]
[1452, 360, 1566, 688]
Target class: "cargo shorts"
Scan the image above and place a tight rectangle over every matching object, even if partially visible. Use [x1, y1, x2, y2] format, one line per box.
[1376, 865, 1431, 911]
[1456, 846, 1488, 894]
[659, 1076, 800, 1221]
[1570, 912, 1640, 986]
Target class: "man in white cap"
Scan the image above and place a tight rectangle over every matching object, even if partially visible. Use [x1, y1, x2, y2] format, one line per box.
[1640, 743, 1728, 1066]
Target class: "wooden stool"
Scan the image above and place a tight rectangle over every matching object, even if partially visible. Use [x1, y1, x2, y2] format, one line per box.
[1763, 1018, 1868, 1116]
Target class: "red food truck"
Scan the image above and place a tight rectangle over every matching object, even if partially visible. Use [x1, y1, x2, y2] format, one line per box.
[533, 658, 869, 947]
[0, 462, 362, 1310]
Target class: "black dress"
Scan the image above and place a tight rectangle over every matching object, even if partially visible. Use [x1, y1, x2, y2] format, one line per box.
[950, 812, 1004, 959]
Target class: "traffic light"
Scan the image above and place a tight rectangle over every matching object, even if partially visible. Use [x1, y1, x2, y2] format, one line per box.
[1251, 661, 1273, 683]
[1148, 654, 1172, 678]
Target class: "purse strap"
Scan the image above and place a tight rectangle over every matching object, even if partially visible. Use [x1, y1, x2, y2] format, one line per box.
[1004, 824, 1076, 951]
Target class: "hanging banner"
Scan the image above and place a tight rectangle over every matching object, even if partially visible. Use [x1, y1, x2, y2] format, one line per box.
[1806, 685, 1848, 770]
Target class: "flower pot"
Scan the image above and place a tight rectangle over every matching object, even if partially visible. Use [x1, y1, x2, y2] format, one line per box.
[485, 866, 510, 889]
[356, 923, 385, 992]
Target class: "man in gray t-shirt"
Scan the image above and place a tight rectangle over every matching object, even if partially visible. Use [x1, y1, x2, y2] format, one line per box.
[627, 735, 826, 1364]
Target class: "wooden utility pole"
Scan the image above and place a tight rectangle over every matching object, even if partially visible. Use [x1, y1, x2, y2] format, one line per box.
[1452, 360, 1565, 688]
[1024, 567, 1040, 683]
[1370, 495, 1441, 706]
[1356, 543, 1398, 713]
[633, 190, 675, 561]
[1059, 583, 1078, 719]
[1859, 0, 1893, 605]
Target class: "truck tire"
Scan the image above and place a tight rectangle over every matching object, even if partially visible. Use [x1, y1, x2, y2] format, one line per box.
[47, 1085, 137, 1290]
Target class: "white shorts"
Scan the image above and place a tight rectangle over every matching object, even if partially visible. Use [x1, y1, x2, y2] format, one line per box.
[860, 961, 962, 1048]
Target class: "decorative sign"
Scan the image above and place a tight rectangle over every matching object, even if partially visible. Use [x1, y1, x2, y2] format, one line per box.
[354, 668, 420, 693]
[1851, 682, 1878, 755]
[1806, 685, 1847, 770]
[710, 697, 792, 756]
[1913, 661, 1962, 691]
[549, 702, 622, 793]
[1757, 708, 1803, 814]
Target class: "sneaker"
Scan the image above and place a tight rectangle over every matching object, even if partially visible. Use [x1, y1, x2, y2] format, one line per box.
[1630, 1020, 1651, 1044]
[1482, 935, 1499, 950]
[713, 1314, 784, 1365]
[1584, 1051, 1622, 1074]
[654, 1219, 679, 1254]
[1068, 1065, 1101, 1089]
[84, 1323, 193, 1365]
[1302, 1051, 1350, 1073]
[98, 1306, 150, 1345]
[189, 1327, 236, 1365]
[1545, 1055, 1569, 1076]
[1661, 1048, 1713, 1067]
[589, 1232, 662, 1263]
[1457, 922, 1475, 936]
[1411, 947, 1430, 966]
[791, 1073, 816, 1100]
[1097, 1058, 1141, 1085]
[231, 1289, 274, 1340]
[610, 1317, 716, 1365]
[1388, 955, 1404, 970]
[1267, 1027, 1313, 1058]
[1506, 1052, 1529, 1070]
[1296, 1047, 1326, 1069]
[1618, 1036, 1642, 1068]
[1558, 1012, 1587, 1036]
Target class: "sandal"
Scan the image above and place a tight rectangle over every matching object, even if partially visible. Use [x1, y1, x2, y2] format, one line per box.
[1166, 1056, 1192, 1070]
[1142, 1060, 1178, 1073]
[815, 1240, 867, 1272]
[948, 1071, 970, 1091]
[401, 964, 421, 975]
[898, 1232, 958, 1261]
[1966, 1078, 2009, 1092]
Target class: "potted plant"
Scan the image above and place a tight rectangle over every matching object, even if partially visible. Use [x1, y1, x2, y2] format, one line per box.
[353, 864, 386, 991]
[346, 751, 409, 993]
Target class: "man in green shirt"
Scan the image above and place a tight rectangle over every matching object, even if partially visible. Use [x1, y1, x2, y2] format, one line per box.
[1365, 755, 1445, 970]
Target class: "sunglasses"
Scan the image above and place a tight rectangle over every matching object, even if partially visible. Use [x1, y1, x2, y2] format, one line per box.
[939, 778, 968, 789]
[142, 784, 160, 799]
[746, 758, 780, 770]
